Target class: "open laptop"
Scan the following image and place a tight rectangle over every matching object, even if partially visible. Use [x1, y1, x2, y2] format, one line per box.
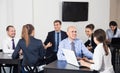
[111, 38, 120, 48]
[62, 49, 80, 67]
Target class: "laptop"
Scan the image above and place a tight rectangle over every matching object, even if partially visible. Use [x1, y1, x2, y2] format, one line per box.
[62, 49, 80, 67]
[111, 38, 120, 48]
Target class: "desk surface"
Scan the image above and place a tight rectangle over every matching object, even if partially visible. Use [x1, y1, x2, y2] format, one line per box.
[0, 52, 21, 73]
[0, 52, 19, 64]
[44, 60, 93, 72]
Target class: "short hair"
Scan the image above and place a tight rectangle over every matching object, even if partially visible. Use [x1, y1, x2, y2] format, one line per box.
[54, 20, 62, 25]
[109, 21, 117, 26]
[85, 24, 95, 30]
[6, 25, 14, 31]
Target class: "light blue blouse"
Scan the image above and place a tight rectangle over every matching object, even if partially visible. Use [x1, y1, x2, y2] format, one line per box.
[106, 28, 120, 41]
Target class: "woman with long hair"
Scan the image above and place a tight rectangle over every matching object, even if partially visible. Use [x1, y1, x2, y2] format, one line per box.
[12, 24, 45, 73]
[80, 29, 114, 73]
[106, 21, 120, 44]
[84, 24, 96, 53]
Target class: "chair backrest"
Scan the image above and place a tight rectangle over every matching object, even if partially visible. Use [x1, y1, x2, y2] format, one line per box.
[24, 66, 38, 73]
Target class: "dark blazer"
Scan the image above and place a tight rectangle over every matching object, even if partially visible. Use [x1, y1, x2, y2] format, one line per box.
[84, 34, 96, 53]
[12, 36, 45, 66]
[44, 30, 67, 55]
[44, 31, 67, 64]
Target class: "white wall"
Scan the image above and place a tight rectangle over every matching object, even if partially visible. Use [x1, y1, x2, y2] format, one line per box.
[0, 0, 110, 48]
[33, 0, 110, 42]
[0, 0, 33, 49]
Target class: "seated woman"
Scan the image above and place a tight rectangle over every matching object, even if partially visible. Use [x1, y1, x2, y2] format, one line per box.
[12, 24, 46, 73]
[80, 29, 114, 73]
[106, 21, 120, 44]
[84, 24, 96, 53]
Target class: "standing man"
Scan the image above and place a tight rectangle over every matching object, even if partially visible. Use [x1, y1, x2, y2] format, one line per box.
[57, 26, 93, 60]
[2, 25, 19, 73]
[44, 20, 68, 64]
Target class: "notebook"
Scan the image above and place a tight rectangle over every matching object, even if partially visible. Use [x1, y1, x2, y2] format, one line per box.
[62, 49, 80, 67]
[111, 38, 120, 48]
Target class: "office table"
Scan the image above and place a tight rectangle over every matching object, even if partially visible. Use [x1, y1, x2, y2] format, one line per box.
[0, 52, 21, 73]
[44, 60, 94, 73]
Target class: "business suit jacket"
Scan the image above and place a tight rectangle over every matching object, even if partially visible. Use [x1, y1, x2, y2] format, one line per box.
[12, 36, 46, 66]
[84, 34, 96, 53]
[44, 30, 67, 63]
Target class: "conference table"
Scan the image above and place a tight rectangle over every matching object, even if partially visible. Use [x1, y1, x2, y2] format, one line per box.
[44, 60, 95, 73]
[0, 52, 21, 73]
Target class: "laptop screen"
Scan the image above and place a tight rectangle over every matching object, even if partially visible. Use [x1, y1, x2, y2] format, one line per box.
[111, 38, 120, 48]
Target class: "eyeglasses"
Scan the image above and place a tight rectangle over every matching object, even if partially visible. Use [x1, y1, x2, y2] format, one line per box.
[71, 31, 77, 33]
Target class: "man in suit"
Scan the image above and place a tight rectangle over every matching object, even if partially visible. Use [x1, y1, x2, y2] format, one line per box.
[44, 20, 68, 64]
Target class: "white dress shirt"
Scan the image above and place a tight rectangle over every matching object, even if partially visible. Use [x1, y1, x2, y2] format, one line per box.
[90, 43, 114, 73]
[2, 36, 19, 54]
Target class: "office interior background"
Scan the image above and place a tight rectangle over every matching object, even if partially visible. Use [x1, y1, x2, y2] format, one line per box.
[0, 0, 120, 49]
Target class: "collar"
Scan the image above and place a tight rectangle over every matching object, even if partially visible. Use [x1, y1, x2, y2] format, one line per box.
[55, 30, 61, 33]
[67, 38, 76, 44]
[7, 36, 14, 41]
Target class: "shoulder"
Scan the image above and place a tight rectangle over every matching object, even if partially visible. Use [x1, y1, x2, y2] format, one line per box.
[95, 43, 104, 54]
[48, 31, 55, 34]
[18, 39, 24, 43]
[2, 37, 8, 42]
[17, 39, 25, 45]
[61, 30, 66, 33]
[106, 29, 111, 32]
[32, 37, 42, 44]
[60, 38, 68, 43]
[117, 28, 120, 32]
[47, 31, 55, 36]
[75, 38, 83, 43]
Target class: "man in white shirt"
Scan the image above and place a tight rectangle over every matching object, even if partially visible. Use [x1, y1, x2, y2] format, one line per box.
[1, 25, 19, 73]
[2, 25, 19, 54]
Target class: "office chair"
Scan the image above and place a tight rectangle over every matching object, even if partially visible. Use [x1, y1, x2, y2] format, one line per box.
[24, 64, 45, 73]
[24, 65, 38, 73]
[23, 58, 46, 73]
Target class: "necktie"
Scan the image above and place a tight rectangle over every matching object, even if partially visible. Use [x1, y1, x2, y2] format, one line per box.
[71, 42, 76, 56]
[12, 39, 15, 49]
[56, 32, 59, 51]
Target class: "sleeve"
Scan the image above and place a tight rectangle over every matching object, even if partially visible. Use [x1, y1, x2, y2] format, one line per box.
[118, 29, 120, 37]
[44, 32, 50, 45]
[90, 47, 103, 71]
[81, 41, 93, 59]
[84, 40, 90, 47]
[57, 41, 66, 60]
[39, 40, 46, 59]
[12, 40, 21, 59]
[2, 40, 14, 53]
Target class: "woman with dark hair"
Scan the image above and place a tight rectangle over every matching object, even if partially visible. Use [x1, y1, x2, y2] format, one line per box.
[80, 29, 114, 73]
[84, 24, 96, 53]
[12, 24, 46, 73]
[106, 21, 120, 44]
